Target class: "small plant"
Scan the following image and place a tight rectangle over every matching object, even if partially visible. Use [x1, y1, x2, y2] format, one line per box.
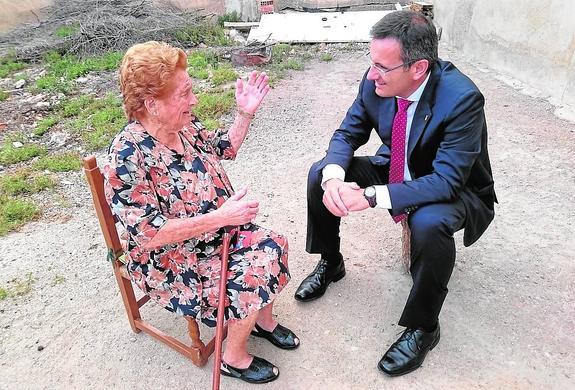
[212, 65, 238, 86]
[60, 93, 125, 151]
[272, 44, 292, 62]
[0, 273, 36, 299]
[320, 53, 333, 62]
[35, 74, 71, 93]
[34, 116, 59, 136]
[54, 23, 79, 38]
[217, 11, 240, 27]
[188, 50, 219, 80]
[61, 95, 93, 117]
[176, 23, 231, 46]
[201, 118, 220, 131]
[52, 274, 66, 285]
[0, 196, 39, 236]
[0, 90, 8, 101]
[0, 142, 47, 166]
[0, 170, 55, 196]
[282, 59, 304, 71]
[90, 51, 124, 72]
[194, 90, 235, 124]
[33, 153, 81, 172]
[189, 68, 209, 79]
[0, 53, 26, 78]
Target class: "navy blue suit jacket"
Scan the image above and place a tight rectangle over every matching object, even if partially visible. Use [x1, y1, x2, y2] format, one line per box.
[318, 60, 496, 246]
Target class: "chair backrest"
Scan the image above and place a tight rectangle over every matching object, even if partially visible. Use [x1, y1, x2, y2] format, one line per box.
[83, 155, 123, 260]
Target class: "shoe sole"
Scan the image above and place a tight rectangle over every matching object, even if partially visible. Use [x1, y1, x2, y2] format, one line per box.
[293, 269, 346, 302]
[221, 367, 280, 384]
[378, 333, 441, 377]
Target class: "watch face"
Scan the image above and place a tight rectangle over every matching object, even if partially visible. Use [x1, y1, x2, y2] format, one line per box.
[365, 186, 376, 197]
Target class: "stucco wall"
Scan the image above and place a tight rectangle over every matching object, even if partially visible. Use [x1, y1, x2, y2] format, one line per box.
[435, 0, 575, 111]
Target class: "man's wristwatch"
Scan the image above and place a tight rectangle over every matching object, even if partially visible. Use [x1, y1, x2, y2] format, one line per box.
[363, 186, 377, 208]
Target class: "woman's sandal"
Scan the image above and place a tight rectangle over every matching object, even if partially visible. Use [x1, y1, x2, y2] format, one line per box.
[251, 323, 301, 350]
[220, 355, 279, 384]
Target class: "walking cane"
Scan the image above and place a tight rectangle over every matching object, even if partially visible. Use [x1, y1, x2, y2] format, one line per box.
[212, 231, 232, 390]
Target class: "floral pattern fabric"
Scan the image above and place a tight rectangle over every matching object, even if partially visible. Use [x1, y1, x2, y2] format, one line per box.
[103, 118, 290, 326]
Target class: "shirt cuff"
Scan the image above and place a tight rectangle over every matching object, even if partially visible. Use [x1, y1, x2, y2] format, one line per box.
[374, 185, 392, 209]
[321, 164, 346, 190]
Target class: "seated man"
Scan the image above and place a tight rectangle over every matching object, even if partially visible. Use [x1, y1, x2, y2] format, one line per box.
[294, 11, 496, 376]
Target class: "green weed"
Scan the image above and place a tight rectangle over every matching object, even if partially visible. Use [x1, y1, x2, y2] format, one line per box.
[52, 274, 66, 285]
[218, 11, 240, 27]
[33, 153, 81, 172]
[320, 53, 333, 62]
[0, 273, 36, 299]
[0, 142, 47, 166]
[0, 196, 39, 236]
[0, 90, 8, 101]
[54, 24, 79, 38]
[34, 116, 59, 136]
[0, 53, 26, 78]
[0, 170, 55, 195]
[194, 90, 235, 124]
[35, 74, 71, 93]
[61, 95, 93, 117]
[176, 23, 231, 46]
[212, 65, 238, 86]
[58, 93, 124, 151]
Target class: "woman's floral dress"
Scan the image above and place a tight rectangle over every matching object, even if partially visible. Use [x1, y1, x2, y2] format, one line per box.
[103, 118, 290, 326]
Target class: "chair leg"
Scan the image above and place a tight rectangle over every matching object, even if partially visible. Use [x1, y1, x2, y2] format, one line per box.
[186, 318, 209, 366]
[112, 262, 141, 333]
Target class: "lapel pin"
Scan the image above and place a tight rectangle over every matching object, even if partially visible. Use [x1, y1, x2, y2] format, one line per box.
[424, 115, 429, 122]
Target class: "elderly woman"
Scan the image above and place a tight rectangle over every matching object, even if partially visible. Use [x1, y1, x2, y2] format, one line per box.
[103, 41, 298, 384]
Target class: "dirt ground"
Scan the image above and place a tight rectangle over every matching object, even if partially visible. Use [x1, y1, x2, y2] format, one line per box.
[1, 45, 574, 390]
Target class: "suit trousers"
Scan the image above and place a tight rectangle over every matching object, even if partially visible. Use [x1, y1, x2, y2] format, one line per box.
[306, 157, 467, 330]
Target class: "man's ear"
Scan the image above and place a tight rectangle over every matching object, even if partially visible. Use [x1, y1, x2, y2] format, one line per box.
[411, 59, 430, 80]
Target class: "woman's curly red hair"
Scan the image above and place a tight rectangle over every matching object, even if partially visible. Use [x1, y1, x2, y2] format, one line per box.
[119, 41, 187, 120]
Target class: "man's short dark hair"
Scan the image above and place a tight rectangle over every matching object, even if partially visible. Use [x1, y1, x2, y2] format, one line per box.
[370, 10, 438, 71]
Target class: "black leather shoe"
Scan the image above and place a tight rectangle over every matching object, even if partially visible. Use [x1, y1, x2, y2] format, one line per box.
[378, 324, 440, 377]
[221, 355, 279, 384]
[294, 254, 345, 302]
[251, 323, 300, 350]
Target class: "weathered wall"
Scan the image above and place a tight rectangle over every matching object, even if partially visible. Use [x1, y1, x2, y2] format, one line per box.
[435, 0, 575, 112]
[0, 0, 52, 32]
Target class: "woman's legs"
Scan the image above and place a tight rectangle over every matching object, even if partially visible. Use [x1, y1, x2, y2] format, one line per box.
[256, 301, 278, 331]
[222, 310, 259, 368]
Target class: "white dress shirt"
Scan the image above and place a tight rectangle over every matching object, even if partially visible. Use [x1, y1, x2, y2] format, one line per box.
[321, 73, 431, 208]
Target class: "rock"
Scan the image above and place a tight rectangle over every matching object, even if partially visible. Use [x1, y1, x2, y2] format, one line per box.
[228, 29, 247, 44]
[14, 79, 26, 89]
[12, 141, 23, 148]
[49, 131, 69, 147]
[35, 102, 51, 109]
[76, 77, 89, 83]
[37, 345, 44, 351]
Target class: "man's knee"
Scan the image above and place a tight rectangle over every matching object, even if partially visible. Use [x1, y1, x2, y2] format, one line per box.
[409, 208, 451, 244]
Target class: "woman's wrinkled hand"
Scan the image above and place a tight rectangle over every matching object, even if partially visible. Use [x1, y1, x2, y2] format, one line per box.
[218, 187, 259, 226]
[235, 71, 270, 115]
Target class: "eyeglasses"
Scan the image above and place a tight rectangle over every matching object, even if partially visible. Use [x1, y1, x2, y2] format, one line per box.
[365, 51, 410, 77]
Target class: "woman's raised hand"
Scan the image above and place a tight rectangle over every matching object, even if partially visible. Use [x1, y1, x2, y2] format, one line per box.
[235, 71, 270, 116]
[218, 187, 259, 226]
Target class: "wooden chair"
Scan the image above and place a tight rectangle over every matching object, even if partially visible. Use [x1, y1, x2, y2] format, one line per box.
[82, 155, 229, 370]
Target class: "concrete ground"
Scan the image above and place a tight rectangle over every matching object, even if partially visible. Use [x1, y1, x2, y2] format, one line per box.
[1, 45, 574, 389]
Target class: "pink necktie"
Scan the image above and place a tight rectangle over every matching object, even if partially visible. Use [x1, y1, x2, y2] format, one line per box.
[389, 98, 413, 223]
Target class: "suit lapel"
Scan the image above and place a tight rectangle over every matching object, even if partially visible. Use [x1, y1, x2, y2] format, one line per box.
[407, 101, 432, 158]
[378, 97, 396, 141]
[407, 63, 441, 158]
